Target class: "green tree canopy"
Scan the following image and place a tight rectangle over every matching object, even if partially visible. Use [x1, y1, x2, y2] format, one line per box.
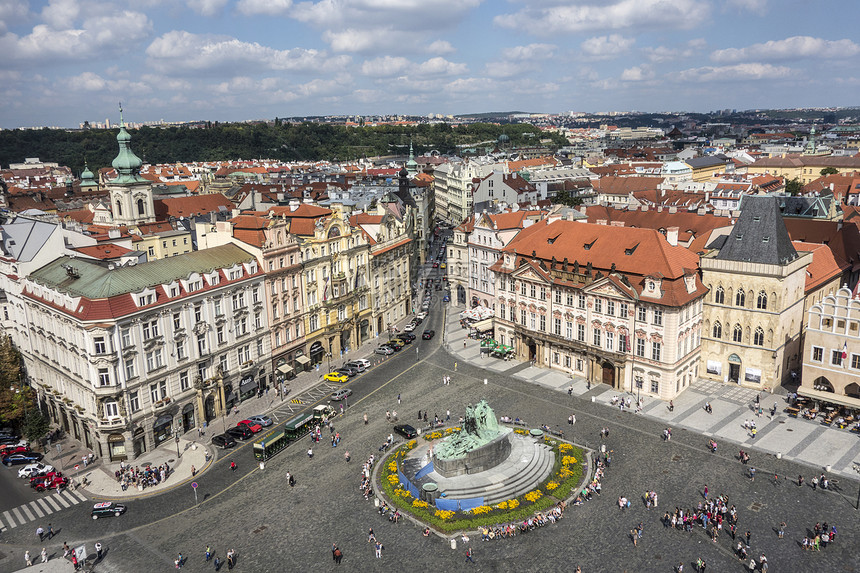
[820, 167, 839, 176]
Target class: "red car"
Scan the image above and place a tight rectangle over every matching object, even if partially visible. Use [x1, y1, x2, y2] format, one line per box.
[1, 445, 30, 455]
[30, 471, 63, 488]
[34, 475, 69, 492]
[237, 420, 263, 433]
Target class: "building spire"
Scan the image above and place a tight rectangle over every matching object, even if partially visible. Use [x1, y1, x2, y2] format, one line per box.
[119, 101, 124, 128]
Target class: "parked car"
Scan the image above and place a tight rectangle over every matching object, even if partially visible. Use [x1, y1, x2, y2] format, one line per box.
[211, 434, 237, 449]
[225, 426, 253, 441]
[345, 361, 367, 373]
[0, 435, 22, 445]
[440, 263, 446, 269]
[18, 462, 53, 479]
[30, 471, 63, 486]
[388, 340, 404, 351]
[443, 295, 450, 302]
[91, 501, 127, 519]
[400, 332, 416, 342]
[323, 372, 349, 383]
[331, 388, 353, 401]
[394, 424, 418, 439]
[353, 358, 372, 369]
[237, 420, 263, 433]
[417, 312, 428, 321]
[375, 345, 394, 356]
[336, 365, 358, 377]
[403, 322, 416, 333]
[34, 475, 69, 492]
[247, 415, 273, 427]
[0, 445, 31, 455]
[422, 330, 436, 340]
[432, 262, 439, 268]
[2, 452, 43, 466]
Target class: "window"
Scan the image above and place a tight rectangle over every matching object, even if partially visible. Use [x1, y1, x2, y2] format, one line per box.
[566, 321, 573, 339]
[593, 328, 601, 346]
[539, 315, 546, 332]
[500, 306, 506, 321]
[236, 317, 248, 336]
[578, 294, 586, 309]
[237, 345, 251, 364]
[97, 367, 110, 387]
[530, 284, 536, 298]
[756, 291, 767, 310]
[753, 327, 764, 346]
[577, 324, 585, 342]
[650, 380, 659, 394]
[653, 309, 663, 326]
[554, 317, 562, 336]
[530, 313, 536, 329]
[257, 337, 264, 356]
[713, 322, 722, 338]
[194, 305, 202, 323]
[219, 354, 228, 373]
[564, 355, 571, 368]
[121, 328, 131, 348]
[553, 352, 559, 364]
[637, 307, 647, 321]
[142, 320, 159, 340]
[636, 338, 645, 357]
[812, 346, 823, 362]
[735, 290, 745, 307]
[179, 370, 189, 391]
[831, 349, 843, 366]
[173, 313, 182, 329]
[539, 287, 546, 301]
[216, 325, 225, 345]
[145, 349, 164, 371]
[252, 288, 260, 304]
[214, 298, 223, 316]
[715, 287, 724, 304]
[232, 293, 245, 310]
[197, 362, 208, 380]
[520, 310, 526, 325]
[554, 290, 562, 304]
[338, 305, 347, 322]
[125, 358, 136, 379]
[605, 331, 614, 351]
[255, 311, 262, 329]
[129, 391, 139, 413]
[651, 341, 661, 361]
[733, 324, 742, 343]
[197, 333, 207, 355]
[176, 341, 186, 361]
[852, 354, 860, 370]
[272, 302, 279, 319]
[620, 303, 628, 318]
[619, 334, 627, 353]
[309, 314, 319, 332]
[150, 381, 166, 403]
[594, 299, 602, 313]
[606, 301, 615, 316]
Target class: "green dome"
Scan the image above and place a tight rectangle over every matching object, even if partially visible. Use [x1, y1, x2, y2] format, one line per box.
[111, 126, 144, 183]
[81, 163, 94, 181]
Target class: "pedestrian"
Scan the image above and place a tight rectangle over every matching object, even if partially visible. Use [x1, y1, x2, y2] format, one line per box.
[446, 409, 451, 421]
[24, 550, 32, 567]
[778, 522, 785, 539]
[812, 476, 818, 490]
[227, 549, 235, 569]
[386, 410, 390, 421]
[332, 543, 338, 562]
[334, 547, 342, 564]
[63, 542, 70, 558]
[465, 547, 474, 563]
[749, 467, 756, 481]
[95, 542, 103, 559]
[206, 546, 212, 561]
[364, 413, 368, 425]
[176, 552, 184, 569]
[798, 475, 804, 487]
[745, 530, 752, 546]
[36, 525, 44, 541]
[260, 461, 265, 470]
[71, 553, 78, 571]
[374, 541, 383, 559]
[214, 557, 221, 571]
[397, 394, 401, 405]
[307, 447, 313, 458]
[630, 528, 638, 547]
[703, 485, 709, 499]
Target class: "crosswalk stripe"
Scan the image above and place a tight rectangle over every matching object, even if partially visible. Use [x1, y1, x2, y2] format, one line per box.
[19, 505, 35, 521]
[69, 489, 87, 503]
[36, 498, 54, 515]
[53, 493, 70, 508]
[3, 510, 17, 528]
[11, 508, 25, 525]
[28, 501, 45, 518]
[43, 496, 61, 512]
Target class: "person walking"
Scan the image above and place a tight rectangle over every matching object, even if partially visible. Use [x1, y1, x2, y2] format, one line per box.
[334, 547, 342, 564]
[703, 485, 709, 499]
[397, 394, 401, 405]
[46, 523, 53, 540]
[95, 542, 103, 560]
[36, 525, 44, 541]
[40, 548, 48, 563]
[331, 543, 338, 562]
[374, 541, 383, 559]
[206, 546, 212, 561]
[778, 522, 786, 539]
[465, 547, 474, 563]
[25, 550, 32, 567]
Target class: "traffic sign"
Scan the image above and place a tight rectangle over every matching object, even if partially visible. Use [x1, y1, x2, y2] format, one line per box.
[191, 482, 198, 489]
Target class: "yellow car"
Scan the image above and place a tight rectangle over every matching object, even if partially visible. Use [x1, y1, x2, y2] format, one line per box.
[324, 372, 349, 383]
[440, 263, 446, 269]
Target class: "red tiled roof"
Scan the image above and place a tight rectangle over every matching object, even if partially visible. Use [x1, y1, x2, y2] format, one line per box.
[288, 218, 318, 236]
[792, 241, 843, 293]
[784, 218, 860, 271]
[269, 204, 332, 218]
[593, 176, 664, 196]
[72, 244, 133, 260]
[372, 237, 411, 256]
[154, 194, 233, 219]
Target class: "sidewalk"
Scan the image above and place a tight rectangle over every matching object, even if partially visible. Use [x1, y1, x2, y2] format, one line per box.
[48, 313, 418, 500]
[443, 301, 860, 481]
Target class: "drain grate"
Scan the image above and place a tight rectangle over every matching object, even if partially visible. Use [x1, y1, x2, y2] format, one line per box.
[672, 455, 682, 462]
[748, 502, 765, 512]
[252, 525, 268, 534]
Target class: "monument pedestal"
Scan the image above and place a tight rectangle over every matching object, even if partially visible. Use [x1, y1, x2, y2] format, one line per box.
[433, 429, 512, 477]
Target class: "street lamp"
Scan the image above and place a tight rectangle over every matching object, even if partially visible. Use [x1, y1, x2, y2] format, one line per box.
[174, 430, 181, 459]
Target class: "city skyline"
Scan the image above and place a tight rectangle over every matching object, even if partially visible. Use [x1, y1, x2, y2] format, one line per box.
[1, 0, 859, 128]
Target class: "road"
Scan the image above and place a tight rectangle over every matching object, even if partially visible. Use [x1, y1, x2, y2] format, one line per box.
[0, 233, 857, 572]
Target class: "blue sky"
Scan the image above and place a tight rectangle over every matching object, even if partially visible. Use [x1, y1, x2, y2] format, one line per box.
[1, 0, 859, 128]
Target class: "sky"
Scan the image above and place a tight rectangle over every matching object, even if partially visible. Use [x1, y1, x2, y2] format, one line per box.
[1, 0, 859, 128]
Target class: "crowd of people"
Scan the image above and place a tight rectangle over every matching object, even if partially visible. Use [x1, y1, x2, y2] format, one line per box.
[359, 453, 376, 500]
[801, 521, 838, 551]
[114, 461, 170, 491]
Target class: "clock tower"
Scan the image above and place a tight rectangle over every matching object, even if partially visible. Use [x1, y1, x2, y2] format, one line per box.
[108, 105, 154, 226]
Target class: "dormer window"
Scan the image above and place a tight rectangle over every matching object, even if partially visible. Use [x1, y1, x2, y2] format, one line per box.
[648, 281, 655, 290]
[169, 285, 180, 297]
[228, 269, 243, 280]
[138, 293, 155, 306]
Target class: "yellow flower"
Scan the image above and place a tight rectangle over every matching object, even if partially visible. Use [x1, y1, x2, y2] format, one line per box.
[546, 481, 559, 490]
[407, 440, 417, 449]
[495, 501, 508, 510]
[524, 490, 543, 502]
[388, 461, 398, 471]
[387, 474, 400, 484]
[435, 509, 455, 520]
[558, 443, 573, 452]
[559, 467, 574, 478]
[507, 499, 519, 509]
[412, 499, 429, 508]
[470, 505, 492, 515]
[562, 455, 577, 465]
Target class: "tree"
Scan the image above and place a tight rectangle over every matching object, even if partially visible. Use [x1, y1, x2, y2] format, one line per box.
[0, 335, 29, 428]
[23, 409, 50, 446]
[553, 189, 584, 207]
[820, 167, 839, 176]
[785, 177, 803, 196]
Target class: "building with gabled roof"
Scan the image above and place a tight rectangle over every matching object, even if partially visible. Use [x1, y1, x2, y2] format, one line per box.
[491, 219, 707, 400]
[21, 243, 270, 461]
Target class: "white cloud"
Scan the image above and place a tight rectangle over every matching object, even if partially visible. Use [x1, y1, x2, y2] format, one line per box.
[361, 56, 411, 77]
[725, 0, 767, 15]
[40, 0, 80, 30]
[237, 0, 293, 16]
[711, 36, 860, 63]
[484, 61, 529, 79]
[0, 0, 29, 33]
[495, 0, 709, 34]
[503, 43, 556, 61]
[63, 71, 151, 94]
[427, 40, 455, 55]
[187, 0, 229, 17]
[643, 39, 705, 62]
[677, 62, 792, 82]
[580, 35, 633, 59]
[146, 31, 349, 74]
[620, 65, 654, 81]
[321, 27, 414, 53]
[418, 57, 467, 76]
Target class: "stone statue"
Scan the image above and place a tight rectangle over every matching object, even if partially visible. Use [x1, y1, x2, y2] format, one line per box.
[435, 400, 507, 460]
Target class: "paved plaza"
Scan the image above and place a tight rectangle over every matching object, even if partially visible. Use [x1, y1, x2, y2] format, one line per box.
[0, 304, 858, 572]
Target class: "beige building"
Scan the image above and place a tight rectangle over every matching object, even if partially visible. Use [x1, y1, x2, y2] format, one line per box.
[448, 215, 474, 307]
[700, 197, 811, 389]
[800, 286, 860, 408]
[747, 155, 860, 185]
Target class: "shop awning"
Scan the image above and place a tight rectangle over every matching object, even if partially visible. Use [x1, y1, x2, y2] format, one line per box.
[295, 355, 310, 365]
[472, 318, 494, 332]
[277, 364, 293, 374]
[797, 387, 860, 409]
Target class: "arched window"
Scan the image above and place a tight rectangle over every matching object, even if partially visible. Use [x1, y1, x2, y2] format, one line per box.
[733, 324, 742, 342]
[115, 200, 123, 217]
[712, 322, 722, 338]
[735, 290, 745, 307]
[137, 199, 145, 216]
[753, 327, 764, 346]
[757, 291, 767, 309]
[714, 287, 724, 304]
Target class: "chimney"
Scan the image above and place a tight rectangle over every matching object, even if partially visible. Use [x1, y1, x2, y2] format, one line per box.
[596, 219, 607, 226]
[610, 221, 625, 227]
[289, 198, 300, 211]
[210, 212, 217, 225]
[666, 226, 679, 246]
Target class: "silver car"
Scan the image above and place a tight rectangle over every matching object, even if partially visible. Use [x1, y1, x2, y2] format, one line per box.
[331, 388, 353, 401]
[247, 415, 273, 427]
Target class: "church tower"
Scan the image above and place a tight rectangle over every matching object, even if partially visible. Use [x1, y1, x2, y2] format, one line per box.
[108, 105, 155, 226]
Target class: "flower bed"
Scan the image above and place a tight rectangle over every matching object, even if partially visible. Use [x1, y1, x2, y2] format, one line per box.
[378, 437, 585, 533]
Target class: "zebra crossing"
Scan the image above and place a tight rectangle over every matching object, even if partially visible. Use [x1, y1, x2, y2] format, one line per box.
[0, 488, 88, 532]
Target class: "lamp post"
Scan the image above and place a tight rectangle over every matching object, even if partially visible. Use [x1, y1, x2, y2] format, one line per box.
[174, 429, 181, 459]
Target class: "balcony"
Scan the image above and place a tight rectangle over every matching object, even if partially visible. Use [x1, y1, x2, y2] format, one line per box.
[151, 397, 172, 414]
[93, 384, 120, 397]
[97, 417, 126, 430]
